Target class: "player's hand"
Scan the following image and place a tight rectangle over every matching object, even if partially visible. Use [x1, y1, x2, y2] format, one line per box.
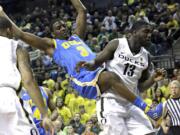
[153, 68, 166, 82]
[42, 116, 54, 135]
[76, 60, 97, 72]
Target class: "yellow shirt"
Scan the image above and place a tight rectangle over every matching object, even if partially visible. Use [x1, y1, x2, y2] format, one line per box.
[64, 93, 75, 106]
[57, 106, 72, 125]
[167, 19, 179, 28]
[157, 97, 166, 103]
[67, 96, 79, 115]
[53, 89, 65, 103]
[147, 88, 155, 99]
[84, 99, 96, 116]
[43, 79, 55, 90]
[159, 86, 170, 99]
[80, 113, 90, 124]
[61, 79, 69, 90]
[144, 98, 153, 106]
[76, 96, 85, 108]
[168, 4, 176, 12]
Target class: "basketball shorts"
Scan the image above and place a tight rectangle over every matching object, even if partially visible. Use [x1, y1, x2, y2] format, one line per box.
[96, 95, 154, 135]
[70, 68, 104, 99]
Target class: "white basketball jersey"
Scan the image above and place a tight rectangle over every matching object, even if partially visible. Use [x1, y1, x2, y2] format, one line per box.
[106, 37, 149, 94]
[0, 36, 21, 90]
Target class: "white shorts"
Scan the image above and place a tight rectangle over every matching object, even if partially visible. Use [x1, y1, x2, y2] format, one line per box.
[0, 87, 39, 135]
[96, 96, 154, 135]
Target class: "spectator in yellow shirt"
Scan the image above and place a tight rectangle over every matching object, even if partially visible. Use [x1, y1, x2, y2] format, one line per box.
[84, 99, 96, 116]
[79, 105, 90, 125]
[147, 83, 158, 99]
[56, 97, 72, 126]
[159, 78, 170, 99]
[64, 87, 75, 106]
[52, 82, 65, 103]
[67, 98, 80, 116]
[154, 88, 166, 103]
[141, 91, 152, 106]
[167, 15, 179, 28]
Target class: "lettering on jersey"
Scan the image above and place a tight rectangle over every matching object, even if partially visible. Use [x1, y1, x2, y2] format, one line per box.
[118, 54, 145, 67]
[62, 41, 82, 49]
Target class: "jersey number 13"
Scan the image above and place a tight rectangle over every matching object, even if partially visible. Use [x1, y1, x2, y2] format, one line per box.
[123, 63, 136, 76]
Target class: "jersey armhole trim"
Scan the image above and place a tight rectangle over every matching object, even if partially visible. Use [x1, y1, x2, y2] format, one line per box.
[52, 39, 57, 48]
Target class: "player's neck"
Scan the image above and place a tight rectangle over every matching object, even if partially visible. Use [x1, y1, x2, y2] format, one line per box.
[128, 36, 141, 54]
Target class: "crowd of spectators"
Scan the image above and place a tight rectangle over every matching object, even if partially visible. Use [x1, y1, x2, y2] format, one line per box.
[5, 0, 180, 134]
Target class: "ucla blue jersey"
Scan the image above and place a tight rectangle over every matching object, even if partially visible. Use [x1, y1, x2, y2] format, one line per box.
[53, 35, 96, 77]
[53, 35, 102, 99]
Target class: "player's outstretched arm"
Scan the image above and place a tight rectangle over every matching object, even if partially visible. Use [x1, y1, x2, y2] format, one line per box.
[138, 68, 166, 92]
[0, 6, 54, 55]
[17, 46, 54, 134]
[76, 39, 118, 71]
[71, 0, 87, 39]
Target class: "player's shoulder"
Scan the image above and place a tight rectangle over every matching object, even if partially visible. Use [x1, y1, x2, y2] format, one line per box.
[0, 36, 18, 45]
[68, 34, 82, 41]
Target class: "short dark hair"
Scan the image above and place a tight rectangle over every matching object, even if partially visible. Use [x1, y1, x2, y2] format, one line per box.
[50, 18, 62, 31]
[131, 20, 150, 32]
[0, 16, 12, 30]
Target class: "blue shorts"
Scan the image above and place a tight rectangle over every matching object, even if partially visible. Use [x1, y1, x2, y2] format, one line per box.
[70, 68, 104, 99]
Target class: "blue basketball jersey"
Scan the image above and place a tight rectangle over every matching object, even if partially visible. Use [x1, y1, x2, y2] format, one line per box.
[53, 35, 96, 78]
[52, 35, 102, 99]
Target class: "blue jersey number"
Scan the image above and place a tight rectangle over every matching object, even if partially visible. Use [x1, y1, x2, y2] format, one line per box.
[62, 41, 89, 57]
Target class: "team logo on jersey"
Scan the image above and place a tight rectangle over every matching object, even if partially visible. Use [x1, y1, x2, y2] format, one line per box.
[118, 54, 145, 67]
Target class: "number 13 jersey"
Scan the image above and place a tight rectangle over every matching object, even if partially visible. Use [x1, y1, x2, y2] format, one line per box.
[106, 37, 149, 93]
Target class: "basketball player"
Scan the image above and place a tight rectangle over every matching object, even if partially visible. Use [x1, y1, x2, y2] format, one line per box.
[77, 21, 165, 135]
[21, 86, 56, 135]
[0, 0, 164, 122]
[0, 16, 54, 134]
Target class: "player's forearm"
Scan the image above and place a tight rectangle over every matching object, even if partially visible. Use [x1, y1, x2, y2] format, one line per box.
[23, 79, 49, 117]
[71, 0, 87, 12]
[94, 52, 109, 67]
[139, 77, 155, 92]
[20, 32, 51, 51]
[161, 119, 170, 134]
[17, 47, 49, 118]
[94, 40, 118, 67]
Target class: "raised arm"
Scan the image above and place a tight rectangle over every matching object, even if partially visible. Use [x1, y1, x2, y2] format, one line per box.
[16, 46, 54, 134]
[71, 0, 87, 39]
[0, 6, 54, 56]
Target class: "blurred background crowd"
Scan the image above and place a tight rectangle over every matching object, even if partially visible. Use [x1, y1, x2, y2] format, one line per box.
[1, 0, 180, 134]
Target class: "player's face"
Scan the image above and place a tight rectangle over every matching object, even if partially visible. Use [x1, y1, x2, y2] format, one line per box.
[52, 21, 68, 39]
[135, 26, 152, 47]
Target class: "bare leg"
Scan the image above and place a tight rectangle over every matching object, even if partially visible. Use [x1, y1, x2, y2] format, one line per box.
[97, 71, 136, 103]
